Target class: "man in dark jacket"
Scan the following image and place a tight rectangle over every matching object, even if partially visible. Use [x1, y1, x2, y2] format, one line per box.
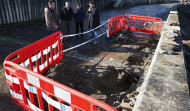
[61, 2, 73, 38]
[87, 1, 100, 45]
[74, 3, 85, 39]
[44, 0, 61, 35]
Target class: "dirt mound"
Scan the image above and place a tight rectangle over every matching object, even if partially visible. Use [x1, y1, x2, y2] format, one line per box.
[127, 54, 144, 66]
[44, 64, 95, 94]
[93, 66, 139, 94]
[112, 31, 134, 44]
[44, 64, 140, 110]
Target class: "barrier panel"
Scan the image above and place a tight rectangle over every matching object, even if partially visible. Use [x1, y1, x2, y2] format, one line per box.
[108, 15, 125, 37]
[4, 32, 117, 111]
[108, 14, 162, 37]
[4, 14, 163, 111]
[125, 14, 162, 34]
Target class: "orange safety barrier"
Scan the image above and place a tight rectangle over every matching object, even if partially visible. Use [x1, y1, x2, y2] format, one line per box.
[107, 14, 162, 37]
[108, 15, 125, 37]
[4, 32, 117, 111]
[125, 14, 162, 34]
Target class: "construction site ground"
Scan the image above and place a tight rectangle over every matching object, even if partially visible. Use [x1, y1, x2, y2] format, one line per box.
[0, 3, 176, 111]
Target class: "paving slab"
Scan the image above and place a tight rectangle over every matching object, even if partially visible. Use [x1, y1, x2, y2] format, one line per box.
[133, 9, 190, 111]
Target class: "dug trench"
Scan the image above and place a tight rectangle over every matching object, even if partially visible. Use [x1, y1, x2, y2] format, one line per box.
[42, 31, 159, 111]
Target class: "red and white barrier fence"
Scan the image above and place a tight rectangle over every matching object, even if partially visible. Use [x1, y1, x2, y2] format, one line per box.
[3, 14, 163, 111]
[4, 32, 116, 111]
[108, 14, 162, 37]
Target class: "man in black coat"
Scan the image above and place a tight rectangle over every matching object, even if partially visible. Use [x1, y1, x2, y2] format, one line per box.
[87, 1, 100, 45]
[61, 2, 73, 38]
[74, 3, 85, 39]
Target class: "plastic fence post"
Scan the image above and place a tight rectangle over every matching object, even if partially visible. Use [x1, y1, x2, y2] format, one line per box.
[47, 94, 54, 111]
[19, 79, 28, 104]
[29, 57, 33, 71]
[37, 88, 44, 110]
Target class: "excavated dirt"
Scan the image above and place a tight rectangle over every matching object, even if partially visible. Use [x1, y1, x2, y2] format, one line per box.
[0, 3, 173, 110]
[44, 64, 140, 110]
[44, 31, 159, 110]
[44, 64, 139, 94]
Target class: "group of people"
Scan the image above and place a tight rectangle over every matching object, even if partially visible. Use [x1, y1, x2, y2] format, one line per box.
[44, 0, 100, 45]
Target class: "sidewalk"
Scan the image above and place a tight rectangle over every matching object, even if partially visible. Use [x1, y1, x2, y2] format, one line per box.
[133, 8, 190, 111]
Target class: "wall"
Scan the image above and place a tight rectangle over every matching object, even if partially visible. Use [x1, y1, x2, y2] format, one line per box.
[0, 0, 111, 25]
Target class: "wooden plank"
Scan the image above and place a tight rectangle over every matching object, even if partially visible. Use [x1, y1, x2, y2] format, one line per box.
[21, 0, 26, 22]
[30, 0, 34, 20]
[18, 0, 23, 22]
[37, 0, 40, 19]
[27, 0, 32, 20]
[4, 0, 11, 24]
[32, 0, 35, 19]
[7, 0, 14, 23]
[43, 0, 47, 18]
[25, 0, 29, 21]
[31, 0, 34, 20]
[0, 0, 6, 24]
[38, 0, 41, 19]
[36, 0, 39, 19]
[0, 2, 2, 25]
[10, 0, 17, 23]
[14, 0, 20, 23]
[42, 0, 45, 18]
[34, 0, 37, 19]
[41, 0, 43, 18]
[24, 0, 29, 21]
[40, 0, 43, 18]
[8, 0, 15, 23]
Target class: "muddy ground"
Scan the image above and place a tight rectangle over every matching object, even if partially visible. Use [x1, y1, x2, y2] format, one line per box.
[44, 31, 159, 110]
[0, 3, 173, 111]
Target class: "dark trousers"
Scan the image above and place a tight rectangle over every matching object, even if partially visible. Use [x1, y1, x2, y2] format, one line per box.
[76, 21, 84, 37]
[48, 31, 57, 35]
[63, 21, 71, 35]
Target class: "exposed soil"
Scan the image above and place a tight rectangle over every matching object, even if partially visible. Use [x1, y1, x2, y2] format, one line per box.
[43, 31, 159, 110]
[0, 3, 173, 111]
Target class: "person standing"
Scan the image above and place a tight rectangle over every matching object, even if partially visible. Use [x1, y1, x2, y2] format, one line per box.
[74, 3, 85, 39]
[61, 2, 73, 39]
[87, 1, 100, 45]
[44, 0, 61, 35]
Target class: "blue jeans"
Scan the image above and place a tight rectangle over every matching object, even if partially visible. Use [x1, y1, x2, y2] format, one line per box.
[49, 31, 57, 35]
[90, 30, 99, 42]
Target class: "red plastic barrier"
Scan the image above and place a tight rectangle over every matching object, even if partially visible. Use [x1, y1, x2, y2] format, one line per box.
[107, 14, 162, 37]
[4, 32, 117, 111]
[108, 15, 125, 37]
[125, 14, 162, 34]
